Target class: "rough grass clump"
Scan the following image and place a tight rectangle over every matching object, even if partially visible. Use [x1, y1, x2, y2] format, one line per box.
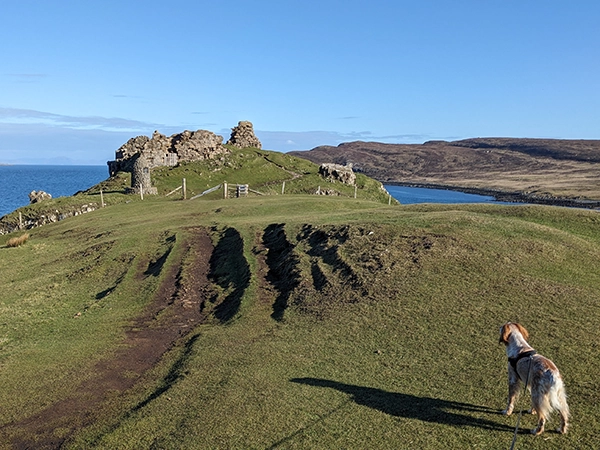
[6, 233, 30, 248]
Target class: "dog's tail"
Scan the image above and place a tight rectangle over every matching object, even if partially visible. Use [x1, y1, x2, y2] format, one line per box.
[550, 377, 570, 417]
[536, 375, 570, 420]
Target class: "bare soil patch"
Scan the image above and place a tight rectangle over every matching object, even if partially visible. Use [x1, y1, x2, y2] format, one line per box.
[2, 228, 214, 449]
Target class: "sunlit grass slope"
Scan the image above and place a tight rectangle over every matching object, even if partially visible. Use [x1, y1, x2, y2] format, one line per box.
[1, 191, 599, 448]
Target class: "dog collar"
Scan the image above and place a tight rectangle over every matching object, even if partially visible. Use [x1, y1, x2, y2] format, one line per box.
[508, 350, 537, 376]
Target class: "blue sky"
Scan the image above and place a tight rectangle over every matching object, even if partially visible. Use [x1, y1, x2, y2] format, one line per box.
[1, 1, 599, 165]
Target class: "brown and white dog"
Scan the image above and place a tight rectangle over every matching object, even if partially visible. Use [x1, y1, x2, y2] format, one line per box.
[499, 322, 569, 435]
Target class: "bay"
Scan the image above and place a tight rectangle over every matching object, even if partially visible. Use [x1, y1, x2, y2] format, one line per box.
[385, 185, 502, 205]
[0, 165, 108, 217]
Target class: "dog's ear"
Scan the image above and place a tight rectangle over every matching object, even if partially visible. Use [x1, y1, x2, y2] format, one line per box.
[514, 323, 529, 341]
[499, 323, 511, 344]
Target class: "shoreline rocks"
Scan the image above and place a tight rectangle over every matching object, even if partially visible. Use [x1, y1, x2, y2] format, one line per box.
[28, 190, 52, 204]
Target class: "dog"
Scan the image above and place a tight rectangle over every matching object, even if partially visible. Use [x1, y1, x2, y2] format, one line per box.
[498, 322, 569, 435]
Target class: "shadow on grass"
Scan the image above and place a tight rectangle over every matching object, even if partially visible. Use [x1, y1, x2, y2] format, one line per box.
[144, 234, 176, 277]
[299, 224, 363, 293]
[133, 333, 201, 412]
[209, 227, 251, 322]
[95, 272, 126, 300]
[291, 377, 514, 432]
[262, 223, 301, 321]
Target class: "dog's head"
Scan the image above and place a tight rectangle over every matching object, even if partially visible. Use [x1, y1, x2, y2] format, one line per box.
[499, 322, 529, 345]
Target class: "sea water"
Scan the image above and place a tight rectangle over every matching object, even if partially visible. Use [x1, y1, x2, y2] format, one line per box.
[0, 165, 108, 217]
[384, 185, 501, 205]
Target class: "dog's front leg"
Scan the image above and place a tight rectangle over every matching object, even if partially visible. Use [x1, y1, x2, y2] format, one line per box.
[502, 371, 520, 415]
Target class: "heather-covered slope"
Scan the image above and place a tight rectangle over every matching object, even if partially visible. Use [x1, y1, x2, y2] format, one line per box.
[290, 138, 600, 205]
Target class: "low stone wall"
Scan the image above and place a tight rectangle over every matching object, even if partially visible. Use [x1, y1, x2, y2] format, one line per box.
[0, 203, 99, 235]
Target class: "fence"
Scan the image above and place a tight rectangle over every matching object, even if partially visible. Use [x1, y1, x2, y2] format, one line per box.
[165, 178, 393, 204]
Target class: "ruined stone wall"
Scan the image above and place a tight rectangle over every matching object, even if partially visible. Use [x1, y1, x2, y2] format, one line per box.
[319, 163, 356, 185]
[108, 128, 229, 176]
[226, 121, 262, 149]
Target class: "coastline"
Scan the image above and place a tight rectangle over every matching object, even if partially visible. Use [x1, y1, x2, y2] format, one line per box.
[384, 182, 600, 209]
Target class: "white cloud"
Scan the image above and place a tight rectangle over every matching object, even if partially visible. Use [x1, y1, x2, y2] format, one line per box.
[0, 107, 169, 133]
[0, 107, 196, 164]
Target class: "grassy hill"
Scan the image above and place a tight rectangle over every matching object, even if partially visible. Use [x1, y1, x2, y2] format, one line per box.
[0, 149, 599, 449]
[289, 138, 600, 206]
[0, 146, 392, 234]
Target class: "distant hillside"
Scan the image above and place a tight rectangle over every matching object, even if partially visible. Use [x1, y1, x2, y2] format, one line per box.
[290, 138, 600, 205]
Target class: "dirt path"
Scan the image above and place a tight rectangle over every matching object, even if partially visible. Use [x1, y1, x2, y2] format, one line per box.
[2, 228, 214, 450]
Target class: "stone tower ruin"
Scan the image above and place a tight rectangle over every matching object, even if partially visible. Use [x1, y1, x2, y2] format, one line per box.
[226, 121, 262, 149]
[131, 154, 158, 195]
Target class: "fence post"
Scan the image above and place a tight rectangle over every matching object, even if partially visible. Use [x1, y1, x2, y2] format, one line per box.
[182, 178, 187, 200]
[282, 181, 285, 195]
[388, 194, 391, 205]
[100, 189, 105, 207]
[354, 185, 357, 199]
[223, 182, 228, 199]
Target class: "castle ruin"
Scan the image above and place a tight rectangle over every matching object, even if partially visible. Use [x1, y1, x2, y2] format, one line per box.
[107, 121, 262, 194]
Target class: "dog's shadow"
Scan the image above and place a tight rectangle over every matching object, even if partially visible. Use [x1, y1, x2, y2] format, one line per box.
[291, 377, 516, 432]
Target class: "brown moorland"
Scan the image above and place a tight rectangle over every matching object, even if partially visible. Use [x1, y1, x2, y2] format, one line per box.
[289, 138, 600, 206]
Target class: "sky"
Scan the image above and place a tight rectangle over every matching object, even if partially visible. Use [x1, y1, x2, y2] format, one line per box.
[1, 0, 599, 165]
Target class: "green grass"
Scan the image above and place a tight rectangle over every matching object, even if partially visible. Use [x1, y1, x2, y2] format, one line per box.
[1, 191, 599, 448]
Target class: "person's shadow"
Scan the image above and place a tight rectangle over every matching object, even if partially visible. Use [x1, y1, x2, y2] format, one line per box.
[291, 377, 516, 432]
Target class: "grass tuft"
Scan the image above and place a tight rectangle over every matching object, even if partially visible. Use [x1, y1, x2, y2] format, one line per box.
[6, 233, 30, 247]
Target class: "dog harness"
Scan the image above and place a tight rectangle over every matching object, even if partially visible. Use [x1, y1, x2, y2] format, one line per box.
[508, 350, 537, 380]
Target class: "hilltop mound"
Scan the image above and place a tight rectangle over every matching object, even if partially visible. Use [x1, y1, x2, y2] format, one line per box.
[1, 197, 600, 448]
[290, 138, 600, 204]
[1, 135, 392, 234]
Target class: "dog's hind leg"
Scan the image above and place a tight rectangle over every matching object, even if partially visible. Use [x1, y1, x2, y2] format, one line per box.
[530, 392, 549, 435]
[531, 414, 546, 436]
[557, 408, 569, 434]
[555, 393, 570, 434]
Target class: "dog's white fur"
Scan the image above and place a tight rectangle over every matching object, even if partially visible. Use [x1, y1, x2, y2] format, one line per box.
[499, 322, 569, 435]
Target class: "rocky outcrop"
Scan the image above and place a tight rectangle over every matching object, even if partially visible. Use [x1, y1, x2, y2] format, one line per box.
[226, 121, 262, 149]
[318, 163, 356, 185]
[29, 190, 52, 204]
[108, 129, 229, 177]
